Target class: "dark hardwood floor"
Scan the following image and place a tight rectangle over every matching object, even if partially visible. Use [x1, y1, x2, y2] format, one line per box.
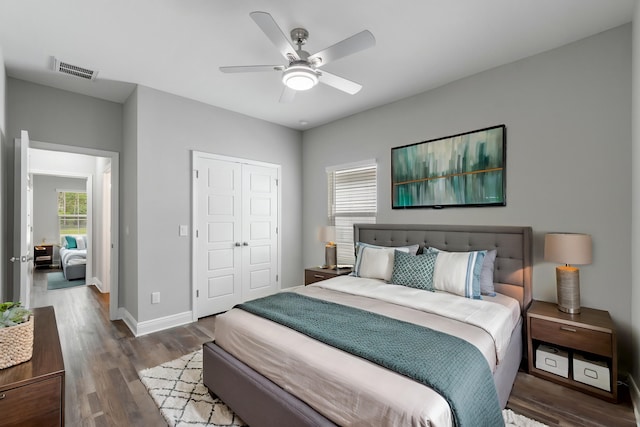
[30, 270, 637, 426]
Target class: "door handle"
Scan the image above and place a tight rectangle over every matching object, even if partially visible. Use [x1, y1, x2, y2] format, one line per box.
[9, 255, 32, 263]
[234, 242, 241, 247]
[243, 242, 249, 246]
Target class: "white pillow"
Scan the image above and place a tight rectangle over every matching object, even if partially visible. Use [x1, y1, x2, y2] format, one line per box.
[353, 242, 419, 277]
[75, 236, 86, 250]
[431, 249, 486, 299]
[358, 247, 397, 281]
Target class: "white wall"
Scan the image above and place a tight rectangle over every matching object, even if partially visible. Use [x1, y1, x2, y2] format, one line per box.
[303, 25, 633, 371]
[128, 85, 302, 323]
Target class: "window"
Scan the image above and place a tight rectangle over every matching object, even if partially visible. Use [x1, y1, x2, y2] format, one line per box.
[58, 191, 87, 237]
[327, 161, 377, 265]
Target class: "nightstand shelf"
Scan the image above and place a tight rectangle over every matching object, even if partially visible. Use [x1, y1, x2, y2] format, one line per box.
[304, 267, 352, 285]
[526, 300, 617, 402]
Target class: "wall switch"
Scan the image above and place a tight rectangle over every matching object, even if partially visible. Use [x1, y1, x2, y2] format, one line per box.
[151, 292, 160, 304]
[179, 225, 188, 236]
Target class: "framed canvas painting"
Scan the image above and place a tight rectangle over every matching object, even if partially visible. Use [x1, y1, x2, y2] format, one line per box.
[392, 125, 506, 208]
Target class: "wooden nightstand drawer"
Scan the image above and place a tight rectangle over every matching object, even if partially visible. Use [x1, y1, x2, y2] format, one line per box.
[305, 270, 333, 285]
[530, 317, 612, 358]
[304, 267, 352, 285]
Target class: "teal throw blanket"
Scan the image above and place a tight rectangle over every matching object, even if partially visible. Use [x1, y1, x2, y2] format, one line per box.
[236, 292, 504, 427]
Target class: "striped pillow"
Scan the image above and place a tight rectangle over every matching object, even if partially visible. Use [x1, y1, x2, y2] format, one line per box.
[428, 248, 486, 299]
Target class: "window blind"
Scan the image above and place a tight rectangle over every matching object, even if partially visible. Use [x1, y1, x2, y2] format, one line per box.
[327, 162, 377, 265]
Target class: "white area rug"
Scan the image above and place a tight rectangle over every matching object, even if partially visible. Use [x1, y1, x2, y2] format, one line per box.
[139, 350, 548, 427]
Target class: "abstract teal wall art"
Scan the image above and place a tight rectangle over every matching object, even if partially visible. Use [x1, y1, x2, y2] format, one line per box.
[392, 125, 506, 208]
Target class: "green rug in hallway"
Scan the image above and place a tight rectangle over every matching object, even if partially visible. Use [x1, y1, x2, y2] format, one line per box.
[47, 271, 86, 290]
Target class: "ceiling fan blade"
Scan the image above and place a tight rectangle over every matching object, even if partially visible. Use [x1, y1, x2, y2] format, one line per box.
[308, 30, 375, 67]
[319, 70, 362, 95]
[279, 86, 296, 103]
[250, 11, 300, 61]
[219, 65, 283, 73]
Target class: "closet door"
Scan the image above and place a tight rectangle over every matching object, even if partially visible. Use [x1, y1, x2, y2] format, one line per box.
[196, 158, 242, 317]
[241, 164, 279, 302]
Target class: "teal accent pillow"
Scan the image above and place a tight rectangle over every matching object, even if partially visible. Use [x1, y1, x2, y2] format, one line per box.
[391, 250, 437, 291]
[65, 235, 77, 249]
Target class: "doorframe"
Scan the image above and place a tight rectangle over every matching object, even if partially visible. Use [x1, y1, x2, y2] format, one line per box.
[191, 151, 282, 321]
[29, 140, 120, 321]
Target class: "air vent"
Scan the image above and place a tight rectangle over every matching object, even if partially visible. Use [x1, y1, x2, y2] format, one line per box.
[52, 57, 98, 81]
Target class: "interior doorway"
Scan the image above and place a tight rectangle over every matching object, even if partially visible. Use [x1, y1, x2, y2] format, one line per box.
[26, 140, 120, 320]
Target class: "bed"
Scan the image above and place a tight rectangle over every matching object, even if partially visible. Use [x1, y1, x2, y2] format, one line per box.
[59, 235, 87, 280]
[203, 224, 533, 427]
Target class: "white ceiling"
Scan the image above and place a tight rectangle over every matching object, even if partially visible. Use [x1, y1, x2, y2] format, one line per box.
[0, 0, 635, 130]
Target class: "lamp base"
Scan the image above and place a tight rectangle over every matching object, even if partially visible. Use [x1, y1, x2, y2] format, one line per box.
[556, 266, 580, 314]
[324, 245, 337, 270]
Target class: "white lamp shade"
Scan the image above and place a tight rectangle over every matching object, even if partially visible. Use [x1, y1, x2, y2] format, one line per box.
[318, 226, 336, 243]
[544, 233, 592, 265]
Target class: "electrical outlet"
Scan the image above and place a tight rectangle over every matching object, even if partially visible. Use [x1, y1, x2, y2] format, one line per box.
[151, 292, 160, 304]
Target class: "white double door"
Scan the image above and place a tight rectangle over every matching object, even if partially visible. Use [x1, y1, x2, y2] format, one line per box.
[195, 154, 280, 317]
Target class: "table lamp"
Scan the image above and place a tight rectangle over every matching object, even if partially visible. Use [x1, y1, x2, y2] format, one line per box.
[318, 226, 337, 269]
[544, 233, 592, 314]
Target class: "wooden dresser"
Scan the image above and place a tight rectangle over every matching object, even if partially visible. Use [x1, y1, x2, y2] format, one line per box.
[0, 306, 65, 426]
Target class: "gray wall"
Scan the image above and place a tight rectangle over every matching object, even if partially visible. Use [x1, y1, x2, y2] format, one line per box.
[122, 88, 139, 317]
[631, 2, 640, 399]
[0, 46, 5, 302]
[5, 78, 123, 300]
[303, 25, 633, 371]
[125, 85, 303, 322]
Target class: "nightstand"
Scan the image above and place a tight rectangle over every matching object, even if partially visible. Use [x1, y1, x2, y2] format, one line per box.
[304, 267, 352, 285]
[526, 300, 617, 402]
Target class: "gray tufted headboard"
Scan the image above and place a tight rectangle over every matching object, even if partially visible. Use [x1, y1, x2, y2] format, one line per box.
[354, 224, 533, 311]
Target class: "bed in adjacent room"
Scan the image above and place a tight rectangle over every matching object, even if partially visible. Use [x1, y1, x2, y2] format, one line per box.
[59, 235, 88, 280]
[203, 224, 533, 427]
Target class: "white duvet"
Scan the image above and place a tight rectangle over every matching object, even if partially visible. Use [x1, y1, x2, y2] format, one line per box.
[314, 275, 521, 363]
[215, 276, 521, 427]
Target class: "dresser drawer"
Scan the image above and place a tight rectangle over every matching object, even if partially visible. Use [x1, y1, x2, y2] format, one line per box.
[0, 376, 62, 427]
[530, 317, 612, 357]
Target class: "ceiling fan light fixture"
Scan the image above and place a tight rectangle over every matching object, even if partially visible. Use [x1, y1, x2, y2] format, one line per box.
[282, 66, 318, 91]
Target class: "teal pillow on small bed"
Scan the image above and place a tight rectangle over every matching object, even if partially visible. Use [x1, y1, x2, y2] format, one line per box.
[64, 235, 77, 249]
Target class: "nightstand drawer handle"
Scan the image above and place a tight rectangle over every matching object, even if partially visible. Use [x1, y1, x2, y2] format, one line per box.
[560, 326, 577, 333]
[313, 274, 326, 279]
[0, 393, 5, 400]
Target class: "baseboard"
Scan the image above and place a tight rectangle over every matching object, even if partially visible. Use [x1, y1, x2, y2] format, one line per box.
[629, 375, 640, 426]
[87, 276, 106, 293]
[116, 307, 193, 337]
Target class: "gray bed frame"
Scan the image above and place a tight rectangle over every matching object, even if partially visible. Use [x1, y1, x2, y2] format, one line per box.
[203, 224, 533, 427]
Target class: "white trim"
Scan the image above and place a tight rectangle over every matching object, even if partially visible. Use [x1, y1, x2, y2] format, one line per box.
[325, 158, 376, 173]
[118, 307, 194, 337]
[629, 375, 640, 426]
[89, 277, 106, 293]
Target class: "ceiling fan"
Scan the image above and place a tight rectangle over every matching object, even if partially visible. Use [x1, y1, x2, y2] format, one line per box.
[220, 11, 376, 102]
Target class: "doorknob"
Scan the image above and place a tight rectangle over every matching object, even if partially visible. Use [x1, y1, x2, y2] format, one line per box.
[234, 242, 241, 247]
[243, 242, 249, 246]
